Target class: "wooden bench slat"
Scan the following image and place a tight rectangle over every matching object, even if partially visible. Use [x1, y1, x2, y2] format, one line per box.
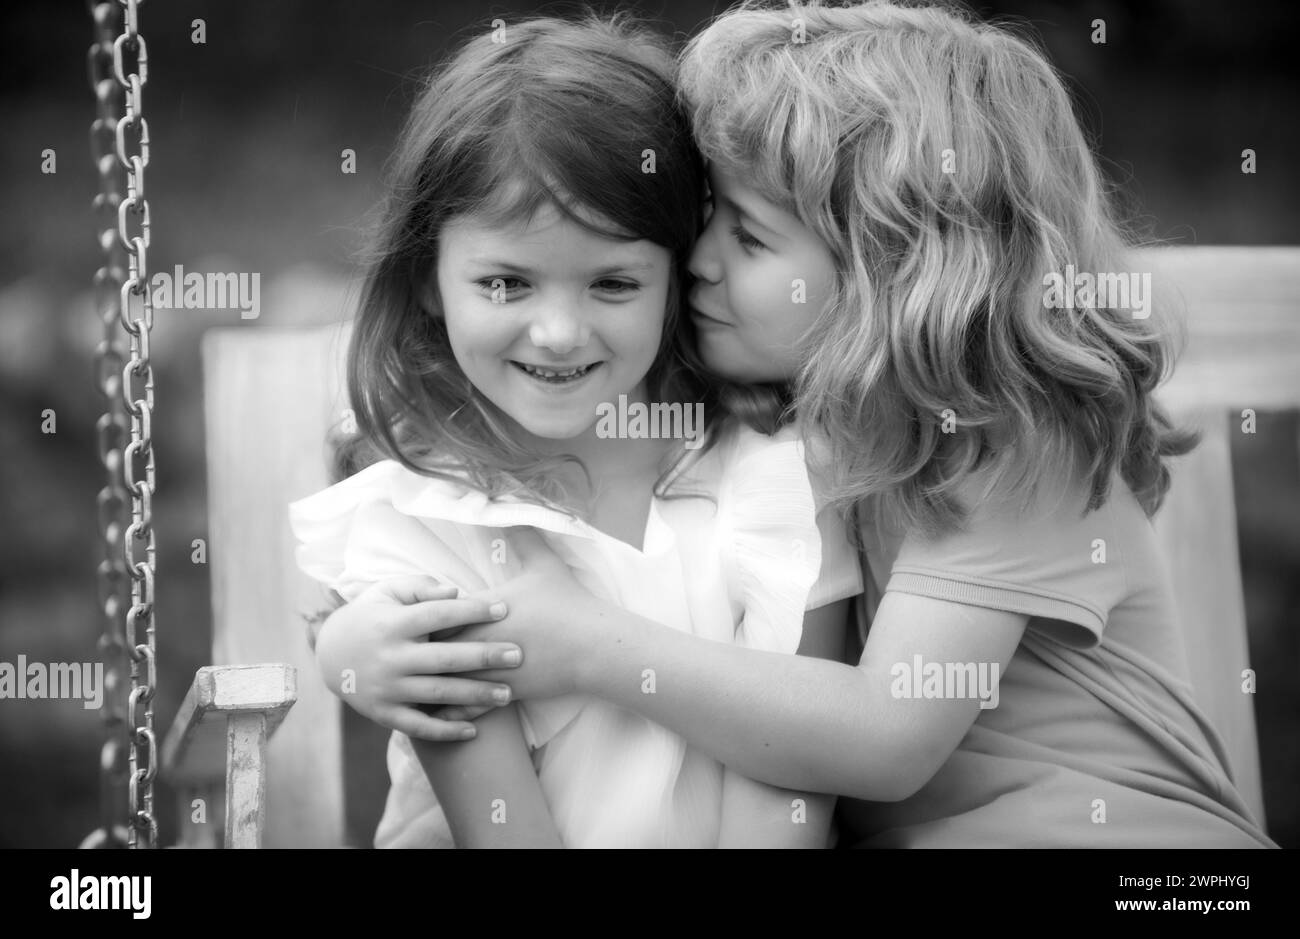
[1143, 246, 1300, 411]
[1154, 411, 1265, 824]
[200, 326, 352, 847]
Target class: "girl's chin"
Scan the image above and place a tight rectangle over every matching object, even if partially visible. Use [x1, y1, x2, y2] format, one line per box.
[520, 424, 591, 442]
[505, 409, 598, 443]
[696, 340, 749, 380]
[698, 343, 790, 384]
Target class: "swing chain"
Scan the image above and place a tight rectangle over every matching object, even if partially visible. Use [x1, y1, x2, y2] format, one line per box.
[82, 0, 130, 852]
[84, 0, 158, 850]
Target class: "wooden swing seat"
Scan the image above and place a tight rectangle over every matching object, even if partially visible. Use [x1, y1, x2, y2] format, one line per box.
[161, 245, 1299, 848]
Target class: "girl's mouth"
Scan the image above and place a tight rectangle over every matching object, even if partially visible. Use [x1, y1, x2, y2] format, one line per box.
[510, 361, 602, 385]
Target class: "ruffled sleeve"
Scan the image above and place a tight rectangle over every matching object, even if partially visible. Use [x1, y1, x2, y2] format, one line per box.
[288, 459, 593, 751]
[288, 461, 493, 600]
[722, 425, 824, 654]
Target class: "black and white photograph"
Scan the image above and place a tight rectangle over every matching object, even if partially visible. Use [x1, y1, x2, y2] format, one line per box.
[1, 0, 1295, 909]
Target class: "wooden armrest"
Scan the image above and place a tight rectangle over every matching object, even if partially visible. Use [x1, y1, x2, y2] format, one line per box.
[162, 664, 296, 848]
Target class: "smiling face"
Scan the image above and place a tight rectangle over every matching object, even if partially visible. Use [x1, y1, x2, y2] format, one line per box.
[687, 165, 838, 383]
[433, 202, 671, 445]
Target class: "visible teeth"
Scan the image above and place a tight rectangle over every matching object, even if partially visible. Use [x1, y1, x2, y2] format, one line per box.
[518, 363, 592, 380]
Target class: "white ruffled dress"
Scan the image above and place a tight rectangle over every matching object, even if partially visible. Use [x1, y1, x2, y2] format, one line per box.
[288, 421, 860, 848]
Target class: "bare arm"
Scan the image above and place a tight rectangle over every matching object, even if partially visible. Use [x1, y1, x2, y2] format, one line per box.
[388, 529, 1027, 803]
[410, 704, 562, 848]
[716, 600, 846, 848]
[559, 592, 1026, 801]
[465, 585, 1026, 802]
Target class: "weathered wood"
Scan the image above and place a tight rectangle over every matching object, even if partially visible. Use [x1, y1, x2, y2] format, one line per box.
[161, 664, 295, 783]
[226, 713, 269, 849]
[201, 325, 353, 847]
[161, 663, 294, 849]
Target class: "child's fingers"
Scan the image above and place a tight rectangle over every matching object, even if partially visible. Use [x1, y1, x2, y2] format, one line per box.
[457, 666, 516, 685]
[375, 576, 458, 606]
[378, 704, 478, 742]
[395, 675, 512, 708]
[398, 597, 506, 638]
[428, 704, 495, 723]
[406, 640, 522, 674]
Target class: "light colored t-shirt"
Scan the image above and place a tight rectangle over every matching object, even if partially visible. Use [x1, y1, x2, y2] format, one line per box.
[290, 420, 861, 848]
[838, 473, 1276, 847]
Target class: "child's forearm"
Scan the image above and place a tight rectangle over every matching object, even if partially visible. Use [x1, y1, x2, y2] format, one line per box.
[716, 769, 836, 848]
[412, 704, 562, 848]
[572, 604, 919, 801]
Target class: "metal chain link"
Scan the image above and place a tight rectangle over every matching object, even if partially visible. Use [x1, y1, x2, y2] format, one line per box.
[84, 0, 158, 850]
[81, 0, 130, 852]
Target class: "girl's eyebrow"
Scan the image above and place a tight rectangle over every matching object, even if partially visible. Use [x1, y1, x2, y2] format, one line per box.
[464, 258, 656, 276]
[589, 262, 655, 276]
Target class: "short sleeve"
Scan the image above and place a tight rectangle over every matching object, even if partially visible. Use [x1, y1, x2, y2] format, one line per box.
[868, 474, 1131, 650]
[723, 426, 824, 655]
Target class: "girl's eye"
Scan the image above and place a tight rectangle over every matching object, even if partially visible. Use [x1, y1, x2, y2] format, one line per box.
[477, 277, 527, 300]
[730, 223, 767, 252]
[594, 279, 639, 294]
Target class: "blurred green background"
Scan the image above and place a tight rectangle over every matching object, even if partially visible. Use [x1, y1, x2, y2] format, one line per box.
[1, 0, 1296, 847]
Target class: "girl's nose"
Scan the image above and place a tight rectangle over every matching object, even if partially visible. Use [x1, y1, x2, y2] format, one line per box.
[688, 220, 722, 285]
[528, 304, 590, 355]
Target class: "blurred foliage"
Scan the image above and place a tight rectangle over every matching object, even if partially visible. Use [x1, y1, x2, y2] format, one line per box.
[1, 0, 1295, 847]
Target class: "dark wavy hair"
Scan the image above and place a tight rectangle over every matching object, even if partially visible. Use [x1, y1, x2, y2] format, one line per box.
[332, 13, 720, 507]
